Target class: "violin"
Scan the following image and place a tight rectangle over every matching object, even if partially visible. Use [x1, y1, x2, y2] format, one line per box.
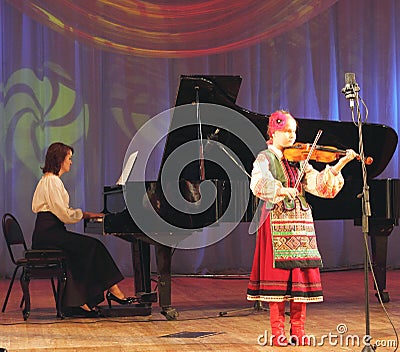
[283, 142, 373, 165]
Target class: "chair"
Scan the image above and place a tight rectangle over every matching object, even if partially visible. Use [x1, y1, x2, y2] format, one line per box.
[1, 213, 67, 320]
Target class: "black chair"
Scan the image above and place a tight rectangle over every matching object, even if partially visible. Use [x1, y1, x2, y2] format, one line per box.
[1, 213, 67, 320]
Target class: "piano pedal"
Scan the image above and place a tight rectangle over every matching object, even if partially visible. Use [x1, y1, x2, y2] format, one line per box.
[136, 291, 158, 304]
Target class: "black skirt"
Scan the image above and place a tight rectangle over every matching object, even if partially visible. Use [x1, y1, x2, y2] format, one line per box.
[32, 212, 124, 308]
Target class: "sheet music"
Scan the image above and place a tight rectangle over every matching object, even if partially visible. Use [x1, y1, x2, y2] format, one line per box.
[116, 151, 138, 185]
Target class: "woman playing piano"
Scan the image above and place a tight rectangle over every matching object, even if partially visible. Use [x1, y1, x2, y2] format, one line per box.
[247, 110, 356, 346]
[32, 142, 134, 317]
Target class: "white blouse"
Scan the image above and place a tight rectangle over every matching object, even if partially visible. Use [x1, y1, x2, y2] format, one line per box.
[32, 174, 83, 224]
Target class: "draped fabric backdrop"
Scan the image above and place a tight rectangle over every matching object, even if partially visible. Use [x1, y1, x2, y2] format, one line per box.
[1, 0, 400, 277]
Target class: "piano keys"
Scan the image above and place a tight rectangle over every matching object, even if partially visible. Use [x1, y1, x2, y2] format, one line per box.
[85, 75, 399, 318]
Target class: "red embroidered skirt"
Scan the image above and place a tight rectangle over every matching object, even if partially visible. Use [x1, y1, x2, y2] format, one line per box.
[247, 207, 323, 303]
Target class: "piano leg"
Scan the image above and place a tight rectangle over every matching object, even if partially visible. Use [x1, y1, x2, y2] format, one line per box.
[131, 239, 151, 293]
[369, 221, 394, 303]
[155, 244, 178, 320]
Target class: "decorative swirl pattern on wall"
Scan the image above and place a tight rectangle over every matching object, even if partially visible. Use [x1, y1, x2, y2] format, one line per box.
[0, 68, 88, 176]
[6, 0, 338, 58]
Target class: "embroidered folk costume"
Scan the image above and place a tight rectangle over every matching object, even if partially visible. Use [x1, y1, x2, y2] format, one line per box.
[246, 147, 344, 303]
[247, 110, 355, 346]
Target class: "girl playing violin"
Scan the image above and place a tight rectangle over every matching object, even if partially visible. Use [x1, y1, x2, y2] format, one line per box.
[247, 110, 357, 346]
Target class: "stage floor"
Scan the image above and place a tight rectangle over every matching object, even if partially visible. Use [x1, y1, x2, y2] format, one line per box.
[0, 269, 399, 351]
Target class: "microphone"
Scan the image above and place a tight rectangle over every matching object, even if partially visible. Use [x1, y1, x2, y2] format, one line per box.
[341, 72, 360, 108]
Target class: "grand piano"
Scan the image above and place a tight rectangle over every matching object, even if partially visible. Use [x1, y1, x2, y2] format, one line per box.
[85, 75, 399, 319]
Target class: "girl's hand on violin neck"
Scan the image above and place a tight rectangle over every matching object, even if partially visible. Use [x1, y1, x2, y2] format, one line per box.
[279, 187, 299, 200]
[344, 149, 357, 162]
[331, 149, 357, 174]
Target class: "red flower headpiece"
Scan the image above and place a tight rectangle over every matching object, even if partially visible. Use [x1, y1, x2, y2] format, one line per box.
[268, 111, 288, 138]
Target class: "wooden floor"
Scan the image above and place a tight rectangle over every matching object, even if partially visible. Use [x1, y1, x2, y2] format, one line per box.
[0, 269, 399, 351]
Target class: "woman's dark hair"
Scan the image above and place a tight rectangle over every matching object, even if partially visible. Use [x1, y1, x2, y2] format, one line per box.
[42, 142, 74, 175]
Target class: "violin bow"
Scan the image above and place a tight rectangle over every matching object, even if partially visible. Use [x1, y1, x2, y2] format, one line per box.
[294, 129, 323, 189]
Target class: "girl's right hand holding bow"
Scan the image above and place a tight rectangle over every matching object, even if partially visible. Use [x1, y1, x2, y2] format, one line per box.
[279, 187, 299, 200]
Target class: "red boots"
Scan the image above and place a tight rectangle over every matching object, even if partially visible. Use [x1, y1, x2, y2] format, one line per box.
[269, 302, 288, 346]
[289, 301, 309, 346]
[269, 301, 309, 347]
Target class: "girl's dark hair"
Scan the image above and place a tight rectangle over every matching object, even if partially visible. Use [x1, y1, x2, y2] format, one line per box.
[42, 142, 74, 175]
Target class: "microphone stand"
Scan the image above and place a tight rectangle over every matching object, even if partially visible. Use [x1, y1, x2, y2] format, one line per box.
[348, 86, 376, 352]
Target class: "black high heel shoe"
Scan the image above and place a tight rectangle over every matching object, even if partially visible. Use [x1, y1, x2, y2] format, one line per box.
[64, 306, 103, 318]
[106, 291, 136, 308]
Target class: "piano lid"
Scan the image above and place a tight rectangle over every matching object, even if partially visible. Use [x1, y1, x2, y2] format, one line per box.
[175, 75, 242, 105]
[295, 118, 398, 179]
[159, 75, 398, 182]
